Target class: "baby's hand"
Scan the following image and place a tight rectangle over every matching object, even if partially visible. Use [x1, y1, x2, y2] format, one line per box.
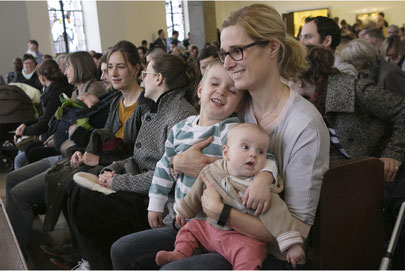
[148, 211, 163, 228]
[286, 244, 305, 269]
[176, 214, 186, 228]
[243, 171, 272, 216]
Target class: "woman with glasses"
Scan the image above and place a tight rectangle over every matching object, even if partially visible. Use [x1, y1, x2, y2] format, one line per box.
[66, 53, 197, 270]
[111, 4, 329, 270]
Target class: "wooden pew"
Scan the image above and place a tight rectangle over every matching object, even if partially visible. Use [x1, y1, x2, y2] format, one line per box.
[0, 198, 27, 270]
[307, 157, 385, 269]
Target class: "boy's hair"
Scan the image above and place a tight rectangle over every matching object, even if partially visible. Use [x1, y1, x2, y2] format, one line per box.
[200, 58, 222, 84]
[225, 123, 269, 146]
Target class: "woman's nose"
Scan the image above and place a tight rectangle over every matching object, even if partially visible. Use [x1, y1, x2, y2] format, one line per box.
[223, 54, 235, 70]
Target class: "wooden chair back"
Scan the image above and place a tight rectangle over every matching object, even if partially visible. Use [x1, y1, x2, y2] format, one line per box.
[308, 157, 385, 269]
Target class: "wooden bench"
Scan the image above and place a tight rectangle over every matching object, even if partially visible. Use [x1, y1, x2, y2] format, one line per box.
[0, 198, 27, 270]
[307, 157, 385, 269]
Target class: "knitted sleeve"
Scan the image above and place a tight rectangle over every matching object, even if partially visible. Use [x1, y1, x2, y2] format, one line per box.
[148, 127, 177, 213]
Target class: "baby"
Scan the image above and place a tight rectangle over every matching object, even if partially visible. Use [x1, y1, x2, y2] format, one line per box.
[156, 123, 305, 270]
[51, 92, 100, 151]
[77, 92, 99, 108]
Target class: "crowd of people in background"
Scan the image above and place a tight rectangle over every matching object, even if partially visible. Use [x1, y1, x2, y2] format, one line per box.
[0, 4, 405, 270]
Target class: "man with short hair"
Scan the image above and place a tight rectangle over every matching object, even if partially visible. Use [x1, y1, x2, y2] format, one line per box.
[300, 16, 357, 77]
[197, 46, 217, 75]
[387, 25, 400, 38]
[167, 30, 179, 52]
[152, 29, 167, 50]
[13, 54, 42, 90]
[362, 28, 385, 51]
[26, 40, 43, 64]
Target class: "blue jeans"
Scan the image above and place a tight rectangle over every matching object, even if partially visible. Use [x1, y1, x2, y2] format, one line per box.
[111, 226, 303, 270]
[14, 150, 28, 169]
[5, 155, 62, 259]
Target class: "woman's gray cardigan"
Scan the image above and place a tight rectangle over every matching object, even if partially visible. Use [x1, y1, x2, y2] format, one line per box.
[326, 73, 405, 162]
[104, 86, 197, 194]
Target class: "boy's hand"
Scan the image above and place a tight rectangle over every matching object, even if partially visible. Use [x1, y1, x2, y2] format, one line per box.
[243, 171, 272, 216]
[176, 214, 186, 228]
[286, 244, 305, 269]
[148, 211, 163, 228]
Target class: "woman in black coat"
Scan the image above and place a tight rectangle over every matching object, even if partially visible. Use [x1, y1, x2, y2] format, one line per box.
[14, 59, 73, 168]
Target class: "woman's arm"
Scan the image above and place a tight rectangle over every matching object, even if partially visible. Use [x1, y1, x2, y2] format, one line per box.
[172, 136, 218, 178]
[356, 83, 405, 180]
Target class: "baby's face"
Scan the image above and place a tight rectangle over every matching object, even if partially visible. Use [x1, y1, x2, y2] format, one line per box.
[79, 93, 99, 108]
[223, 128, 269, 179]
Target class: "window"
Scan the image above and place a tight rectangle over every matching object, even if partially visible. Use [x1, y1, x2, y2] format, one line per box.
[165, 0, 185, 41]
[47, 0, 86, 53]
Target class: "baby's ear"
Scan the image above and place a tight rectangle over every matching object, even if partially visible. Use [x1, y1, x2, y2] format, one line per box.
[222, 145, 229, 161]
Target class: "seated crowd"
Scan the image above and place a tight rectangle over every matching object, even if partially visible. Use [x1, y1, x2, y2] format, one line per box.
[1, 3, 405, 270]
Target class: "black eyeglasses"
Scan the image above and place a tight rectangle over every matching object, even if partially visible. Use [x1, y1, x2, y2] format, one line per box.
[217, 40, 269, 63]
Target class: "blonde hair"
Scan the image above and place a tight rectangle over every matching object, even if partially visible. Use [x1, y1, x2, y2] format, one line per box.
[340, 39, 378, 70]
[225, 123, 269, 146]
[200, 58, 223, 84]
[221, 4, 308, 80]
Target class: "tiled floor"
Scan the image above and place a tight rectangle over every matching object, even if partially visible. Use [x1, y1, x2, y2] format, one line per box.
[1, 170, 70, 270]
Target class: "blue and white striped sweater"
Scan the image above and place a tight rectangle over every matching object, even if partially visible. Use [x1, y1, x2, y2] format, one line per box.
[148, 115, 240, 213]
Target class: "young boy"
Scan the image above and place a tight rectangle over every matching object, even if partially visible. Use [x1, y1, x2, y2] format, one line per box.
[147, 59, 257, 228]
[156, 123, 305, 269]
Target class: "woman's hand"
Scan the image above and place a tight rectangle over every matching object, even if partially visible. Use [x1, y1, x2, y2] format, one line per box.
[380, 157, 401, 182]
[98, 170, 115, 188]
[70, 151, 83, 168]
[15, 123, 27, 136]
[172, 136, 218, 178]
[200, 173, 223, 221]
[82, 152, 100, 166]
[243, 171, 272, 216]
[148, 211, 163, 228]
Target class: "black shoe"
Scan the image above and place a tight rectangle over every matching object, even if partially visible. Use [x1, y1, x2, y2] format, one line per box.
[40, 242, 76, 257]
[50, 257, 76, 270]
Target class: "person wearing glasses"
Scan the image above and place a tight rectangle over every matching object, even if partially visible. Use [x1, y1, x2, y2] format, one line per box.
[110, 4, 329, 270]
[13, 54, 42, 90]
[66, 52, 197, 270]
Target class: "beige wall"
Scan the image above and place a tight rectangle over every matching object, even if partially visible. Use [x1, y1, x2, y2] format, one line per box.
[96, 1, 166, 50]
[26, 1, 54, 56]
[215, 1, 405, 30]
[0, 1, 53, 78]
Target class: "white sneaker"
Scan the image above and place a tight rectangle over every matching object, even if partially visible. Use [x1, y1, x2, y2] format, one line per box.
[72, 259, 90, 270]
